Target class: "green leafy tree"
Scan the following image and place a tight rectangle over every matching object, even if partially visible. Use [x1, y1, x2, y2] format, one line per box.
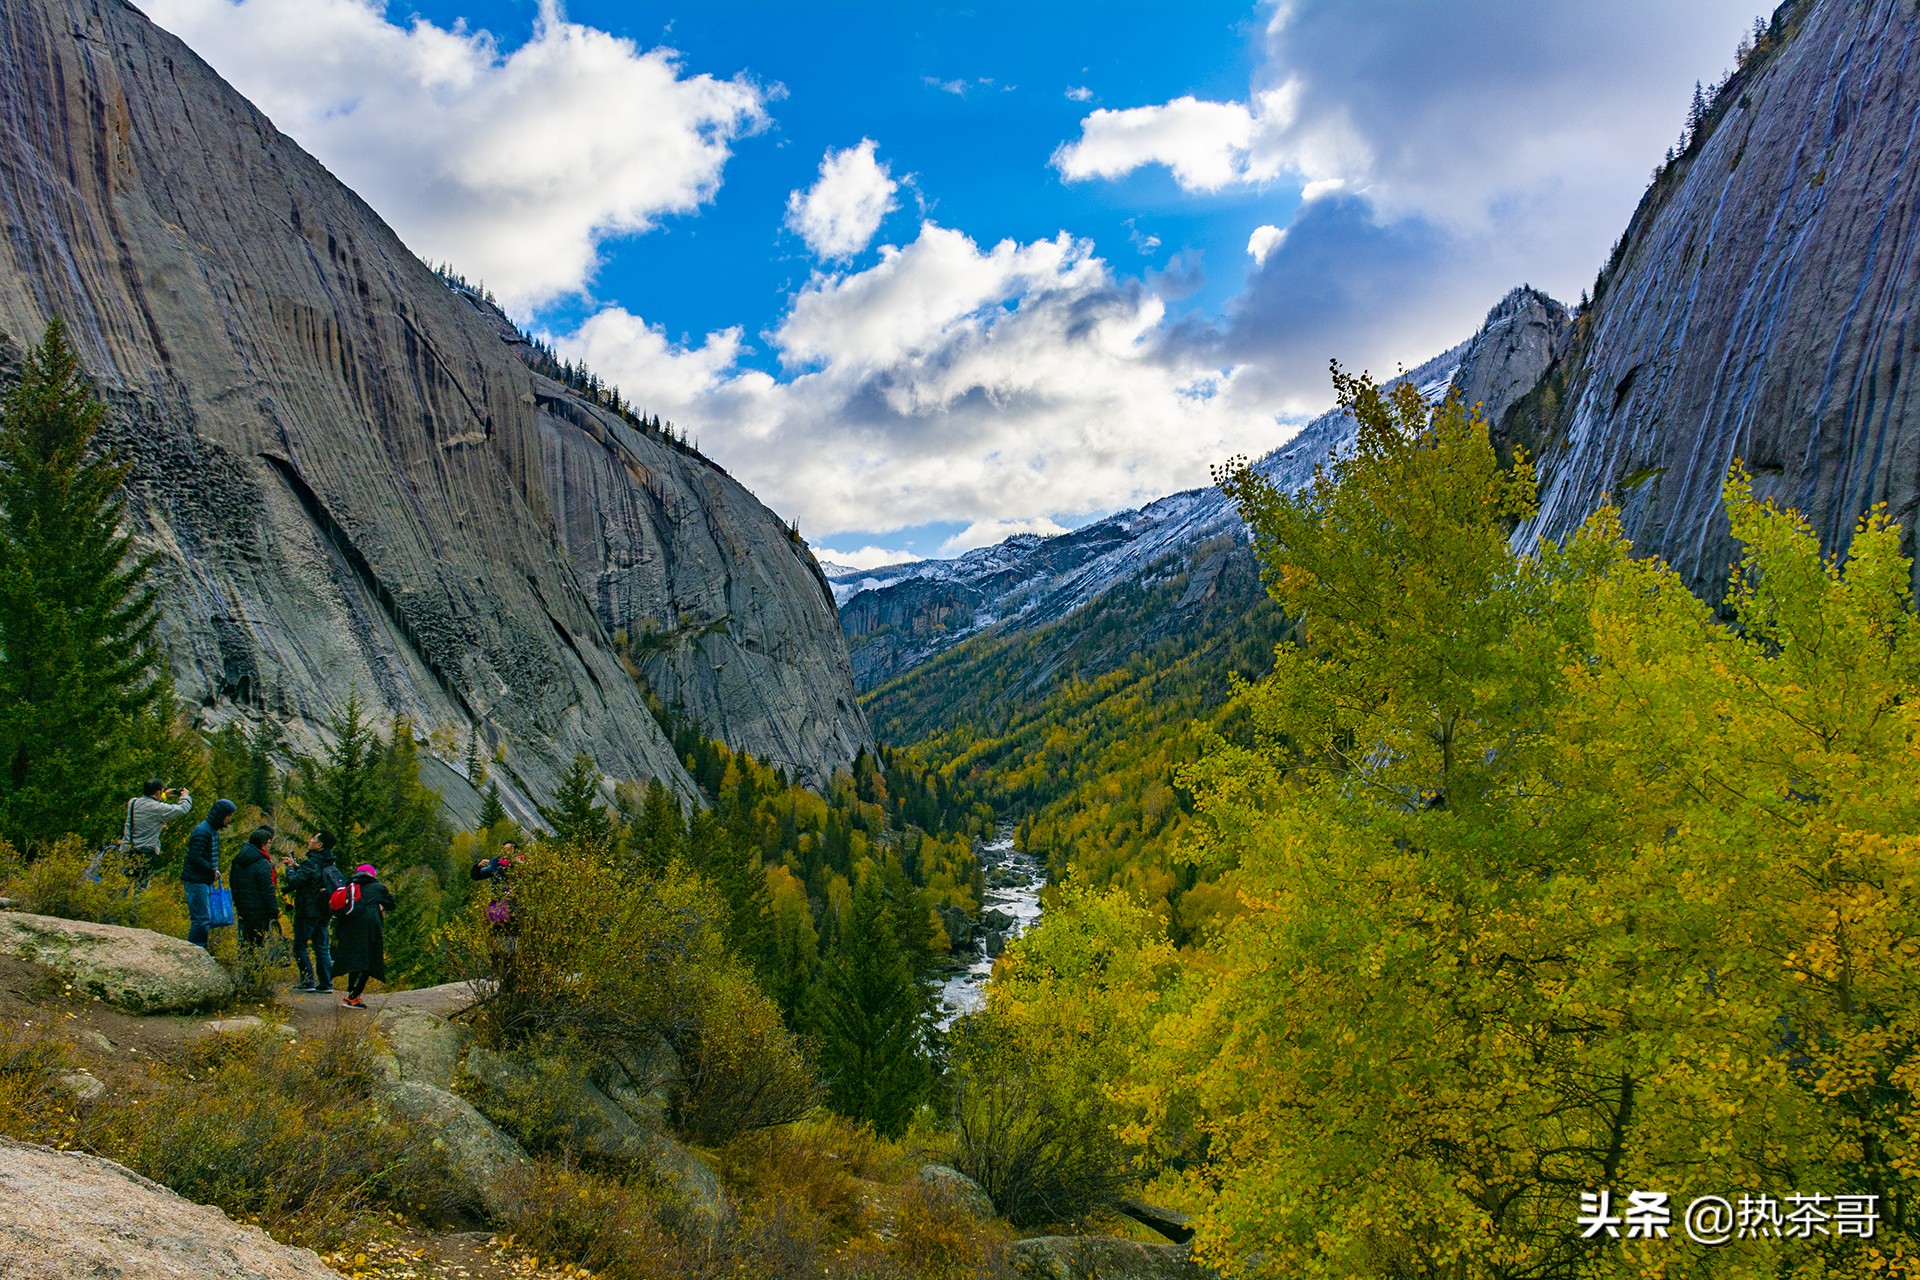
[0, 319, 169, 847]
[811, 871, 931, 1136]
[541, 753, 615, 853]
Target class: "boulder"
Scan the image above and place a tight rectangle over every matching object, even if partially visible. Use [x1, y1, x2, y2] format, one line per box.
[383, 1080, 528, 1222]
[195, 1016, 296, 1040]
[985, 930, 1007, 959]
[0, 912, 232, 1013]
[938, 905, 973, 949]
[462, 1044, 725, 1234]
[376, 1007, 467, 1091]
[1011, 1236, 1213, 1280]
[983, 908, 1018, 932]
[368, 980, 491, 1018]
[58, 1070, 104, 1101]
[0, 1135, 339, 1278]
[917, 1163, 994, 1219]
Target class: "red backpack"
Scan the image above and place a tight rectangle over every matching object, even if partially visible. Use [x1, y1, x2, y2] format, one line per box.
[328, 883, 360, 916]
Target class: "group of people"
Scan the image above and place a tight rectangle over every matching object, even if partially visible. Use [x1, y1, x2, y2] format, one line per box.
[130, 778, 396, 1009]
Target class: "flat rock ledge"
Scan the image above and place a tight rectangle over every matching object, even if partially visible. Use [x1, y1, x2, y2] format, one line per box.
[0, 1135, 338, 1278]
[0, 912, 233, 1012]
[1012, 1236, 1214, 1280]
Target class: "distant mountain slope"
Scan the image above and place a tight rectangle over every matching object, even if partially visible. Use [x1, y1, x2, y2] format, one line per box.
[1515, 0, 1920, 592]
[837, 286, 1569, 690]
[0, 0, 870, 819]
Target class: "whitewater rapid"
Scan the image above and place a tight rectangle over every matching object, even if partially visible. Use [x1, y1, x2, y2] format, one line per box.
[937, 831, 1044, 1029]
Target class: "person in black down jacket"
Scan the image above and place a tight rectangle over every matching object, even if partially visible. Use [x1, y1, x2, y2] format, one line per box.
[283, 831, 344, 993]
[182, 798, 236, 949]
[333, 864, 396, 1009]
[229, 826, 279, 957]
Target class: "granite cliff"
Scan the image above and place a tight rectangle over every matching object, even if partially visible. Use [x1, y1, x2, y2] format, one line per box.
[1514, 0, 1920, 593]
[0, 0, 870, 819]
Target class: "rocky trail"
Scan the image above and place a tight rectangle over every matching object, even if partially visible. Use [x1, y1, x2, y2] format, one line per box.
[0, 951, 580, 1280]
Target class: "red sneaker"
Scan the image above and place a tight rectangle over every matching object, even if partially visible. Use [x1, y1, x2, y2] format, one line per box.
[340, 996, 367, 1009]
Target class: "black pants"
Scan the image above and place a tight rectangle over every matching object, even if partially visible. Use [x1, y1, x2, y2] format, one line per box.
[238, 915, 274, 955]
[346, 971, 371, 999]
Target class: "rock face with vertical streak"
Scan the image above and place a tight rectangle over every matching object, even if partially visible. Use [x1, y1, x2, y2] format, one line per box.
[1515, 0, 1920, 592]
[0, 0, 869, 816]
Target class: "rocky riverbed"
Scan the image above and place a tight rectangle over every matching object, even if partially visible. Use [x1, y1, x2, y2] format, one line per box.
[938, 831, 1044, 1028]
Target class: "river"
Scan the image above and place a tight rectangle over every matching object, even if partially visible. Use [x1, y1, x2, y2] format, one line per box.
[936, 829, 1044, 1028]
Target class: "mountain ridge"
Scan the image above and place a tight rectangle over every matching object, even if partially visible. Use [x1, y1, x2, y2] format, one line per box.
[835, 285, 1569, 689]
[0, 0, 870, 820]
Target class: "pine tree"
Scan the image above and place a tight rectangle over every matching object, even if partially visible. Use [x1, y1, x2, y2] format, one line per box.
[688, 809, 773, 970]
[541, 753, 615, 851]
[1685, 79, 1708, 145]
[0, 319, 168, 846]
[478, 781, 508, 830]
[243, 718, 281, 815]
[627, 776, 684, 878]
[289, 690, 379, 871]
[811, 872, 932, 1136]
[463, 723, 485, 786]
[365, 718, 450, 880]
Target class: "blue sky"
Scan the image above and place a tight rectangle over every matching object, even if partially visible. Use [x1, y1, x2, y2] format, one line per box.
[149, 0, 1762, 566]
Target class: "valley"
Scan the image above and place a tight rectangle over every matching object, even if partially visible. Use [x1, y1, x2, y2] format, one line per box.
[6, 0, 1920, 1277]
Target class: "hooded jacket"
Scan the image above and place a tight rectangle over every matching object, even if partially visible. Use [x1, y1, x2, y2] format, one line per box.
[182, 800, 238, 885]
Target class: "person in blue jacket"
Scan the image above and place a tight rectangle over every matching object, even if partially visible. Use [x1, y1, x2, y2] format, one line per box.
[182, 798, 237, 949]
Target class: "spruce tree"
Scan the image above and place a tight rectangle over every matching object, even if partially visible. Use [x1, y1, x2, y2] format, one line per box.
[478, 781, 508, 830]
[812, 872, 932, 1136]
[290, 690, 378, 870]
[541, 753, 615, 851]
[627, 776, 684, 877]
[462, 723, 486, 786]
[0, 319, 167, 847]
[688, 809, 773, 970]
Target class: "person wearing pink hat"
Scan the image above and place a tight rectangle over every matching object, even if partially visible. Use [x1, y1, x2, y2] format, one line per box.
[331, 863, 395, 1009]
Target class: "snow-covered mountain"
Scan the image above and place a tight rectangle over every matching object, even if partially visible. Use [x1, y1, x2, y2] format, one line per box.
[835, 288, 1569, 689]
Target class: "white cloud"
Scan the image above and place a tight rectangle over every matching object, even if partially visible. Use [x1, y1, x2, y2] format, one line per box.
[1052, 96, 1260, 191]
[815, 546, 924, 572]
[939, 518, 1069, 555]
[555, 222, 1306, 539]
[1246, 224, 1287, 264]
[144, 0, 766, 310]
[1066, 86, 1093, 102]
[784, 140, 900, 260]
[1054, 2, 1758, 263]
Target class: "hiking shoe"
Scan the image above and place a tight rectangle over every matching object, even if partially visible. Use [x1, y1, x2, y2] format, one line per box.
[340, 996, 367, 1009]
[294, 983, 316, 992]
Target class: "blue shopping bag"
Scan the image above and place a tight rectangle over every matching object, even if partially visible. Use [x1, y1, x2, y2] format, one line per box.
[208, 875, 235, 929]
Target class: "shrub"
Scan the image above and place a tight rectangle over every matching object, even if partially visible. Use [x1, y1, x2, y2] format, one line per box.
[670, 965, 816, 1145]
[0, 1020, 78, 1148]
[505, 1159, 721, 1280]
[205, 924, 298, 1003]
[0, 834, 187, 935]
[449, 844, 814, 1147]
[92, 1024, 469, 1245]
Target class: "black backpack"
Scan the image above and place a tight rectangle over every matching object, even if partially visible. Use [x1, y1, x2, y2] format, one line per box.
[303, 861, 345, 912]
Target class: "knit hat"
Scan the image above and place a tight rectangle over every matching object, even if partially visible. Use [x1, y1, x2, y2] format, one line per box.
[355, 864, 378, 878]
